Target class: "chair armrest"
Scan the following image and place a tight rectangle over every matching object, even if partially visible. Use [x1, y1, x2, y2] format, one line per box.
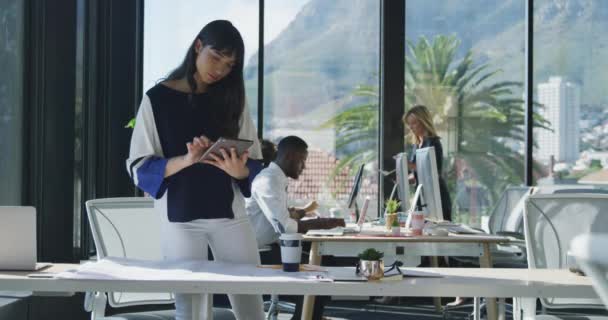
[496, 231, 524, 240]
[496, 244, 524, 255]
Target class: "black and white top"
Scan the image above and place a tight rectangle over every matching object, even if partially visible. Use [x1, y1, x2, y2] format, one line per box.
[126, 84, 262, 222]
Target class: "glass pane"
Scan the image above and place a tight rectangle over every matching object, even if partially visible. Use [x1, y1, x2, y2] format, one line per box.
[0, 0, 24, 205]
[533, 0, 608, 188]
[260, 0, 381, 218]
[406, 1, 526, 227]
[143, 0, 259, 122]
[74, 0, 86, 249]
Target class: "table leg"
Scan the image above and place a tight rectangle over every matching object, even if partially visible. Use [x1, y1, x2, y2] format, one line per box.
[479, 243, 498, 320]
[498, 298, 506, 320]
[301, 242, 321, 320]
[515, 297, 537, 320]
[473, 297, 480, 320]
[430, 256, 442, 313]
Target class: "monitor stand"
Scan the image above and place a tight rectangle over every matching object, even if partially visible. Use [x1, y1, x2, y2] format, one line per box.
[409, 184, 426, 213]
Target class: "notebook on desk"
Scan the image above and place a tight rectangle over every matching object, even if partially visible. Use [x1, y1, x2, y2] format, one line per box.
[306, 225, 361, 236]
[434, 222, 485, 235]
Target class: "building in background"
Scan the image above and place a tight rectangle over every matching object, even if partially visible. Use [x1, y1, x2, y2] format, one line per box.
[537, 76, 581, 163]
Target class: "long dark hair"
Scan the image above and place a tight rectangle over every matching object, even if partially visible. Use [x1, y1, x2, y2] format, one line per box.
[166, 20, 245, 138]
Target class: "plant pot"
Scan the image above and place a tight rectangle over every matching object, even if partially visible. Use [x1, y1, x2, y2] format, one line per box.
[357, 259, 384, 280]
[385, 213, 397, 230]
[391, 226, 401, 236]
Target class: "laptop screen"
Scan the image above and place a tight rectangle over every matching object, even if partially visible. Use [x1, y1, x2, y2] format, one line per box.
[0, 206, 37, 270]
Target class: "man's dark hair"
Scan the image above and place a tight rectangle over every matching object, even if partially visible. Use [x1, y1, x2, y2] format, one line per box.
[277, 136, 308, 158]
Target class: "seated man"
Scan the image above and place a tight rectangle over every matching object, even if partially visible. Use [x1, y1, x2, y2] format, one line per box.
[246, 135, 344, 248]
[246, 136, 343, 320]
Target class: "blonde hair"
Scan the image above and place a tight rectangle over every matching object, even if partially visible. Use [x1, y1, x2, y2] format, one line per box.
[403, 105, 438, 145]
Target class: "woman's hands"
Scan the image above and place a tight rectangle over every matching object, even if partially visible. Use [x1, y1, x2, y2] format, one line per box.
[168, 135, 250, 180]
[408, 161, 416, 171]
[184, 135, 212, 165]
[202, 147, 250, 180]
[165, 135, 212, 178]
[408, 173, 416, 185]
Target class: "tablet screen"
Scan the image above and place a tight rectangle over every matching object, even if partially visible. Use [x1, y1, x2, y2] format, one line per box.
[199, 138, 253, 161]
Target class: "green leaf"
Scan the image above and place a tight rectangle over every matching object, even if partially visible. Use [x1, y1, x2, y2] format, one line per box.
[358, 248, 384, 261]
[125, 118, 136, 129]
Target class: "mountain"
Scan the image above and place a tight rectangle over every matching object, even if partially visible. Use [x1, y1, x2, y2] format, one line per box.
[244, 0, 379, 129]
[244, 0, 608, 125]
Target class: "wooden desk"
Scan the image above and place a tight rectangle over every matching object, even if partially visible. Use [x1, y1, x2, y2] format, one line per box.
[302, 232, 511, 320]
[0, 263, 595, 320]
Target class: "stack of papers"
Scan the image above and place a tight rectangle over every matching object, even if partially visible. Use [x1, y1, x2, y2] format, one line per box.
[306, 227, 344, 236]
[56, 257, 331, 282]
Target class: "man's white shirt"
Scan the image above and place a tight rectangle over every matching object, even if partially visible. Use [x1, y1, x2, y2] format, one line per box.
[246, 162, 298, 247]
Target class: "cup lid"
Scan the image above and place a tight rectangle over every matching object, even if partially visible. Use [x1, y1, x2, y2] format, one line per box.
[279, 233, 303, 240]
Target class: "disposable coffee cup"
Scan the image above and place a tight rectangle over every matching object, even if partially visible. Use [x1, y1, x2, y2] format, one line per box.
[409, 211, 425, 236]
[279, 233, 303, 272]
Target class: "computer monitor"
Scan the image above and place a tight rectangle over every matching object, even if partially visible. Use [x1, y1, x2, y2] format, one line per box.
[346, 163, 365, 222]
[411, 146, 444, 221]
[394, 152, 410, 213]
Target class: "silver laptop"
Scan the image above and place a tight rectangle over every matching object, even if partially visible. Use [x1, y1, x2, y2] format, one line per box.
[0, 206, 48, 271]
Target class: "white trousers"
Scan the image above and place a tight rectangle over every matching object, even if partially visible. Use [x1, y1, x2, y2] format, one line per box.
[161, 215, 265, 320]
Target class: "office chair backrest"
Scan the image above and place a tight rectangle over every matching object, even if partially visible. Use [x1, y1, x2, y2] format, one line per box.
[524, 193, 608, 309]
[86, 197, 173, 308]
[496, 185, 607, 236]
[488, 186, 531, 234]
[571, 233, 608, 310]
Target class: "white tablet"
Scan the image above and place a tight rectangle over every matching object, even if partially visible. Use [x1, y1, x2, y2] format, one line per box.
[199, 137, 253, 161]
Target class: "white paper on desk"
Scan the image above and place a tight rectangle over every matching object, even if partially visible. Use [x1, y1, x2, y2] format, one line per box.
[55, 257, 333, 283]
[306, 227, 344, 236]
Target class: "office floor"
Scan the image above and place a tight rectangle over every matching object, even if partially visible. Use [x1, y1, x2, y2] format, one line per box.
[312, 298, 608, 320]
[271, 297, 481, 320]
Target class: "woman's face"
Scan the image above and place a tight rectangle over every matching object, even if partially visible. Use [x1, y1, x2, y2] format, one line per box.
[195, 40, 237, 85]
[406, 114, 426, 138]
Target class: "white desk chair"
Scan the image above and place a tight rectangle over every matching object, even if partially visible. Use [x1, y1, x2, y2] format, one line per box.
[520, 193, 608, 319]
[571, 233, 608, 309]
[488, 186, 532, 236]
[485, 186, 608, 268]
[85, 197, 235, 320]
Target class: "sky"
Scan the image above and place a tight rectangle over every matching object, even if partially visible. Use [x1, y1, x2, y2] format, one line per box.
[143, 0, 309, 90]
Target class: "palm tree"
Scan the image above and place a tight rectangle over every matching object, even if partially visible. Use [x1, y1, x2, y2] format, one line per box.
[319, 84, 378, 177]
[322, 35, 550, 211]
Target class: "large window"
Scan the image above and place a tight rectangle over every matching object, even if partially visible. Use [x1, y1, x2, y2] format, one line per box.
[405, 1, 527, 227]
[260, 0, 381, 216]
[0, 0, 24, 205]
[533, 0, 608, 187]
[143, 0, 259, 120]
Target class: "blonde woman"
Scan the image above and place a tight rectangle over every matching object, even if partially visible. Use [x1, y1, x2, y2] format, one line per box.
[404, 105, 452, 221]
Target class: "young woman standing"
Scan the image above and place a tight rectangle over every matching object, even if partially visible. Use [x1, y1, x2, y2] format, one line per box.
[404, 105, 452, 221]
[127, 20, 264, 320]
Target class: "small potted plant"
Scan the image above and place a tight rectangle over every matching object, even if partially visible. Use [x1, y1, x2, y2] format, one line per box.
[357, 248, 384, 280]
[384, 199, 400, 230]
[391, 216, 401, 236]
